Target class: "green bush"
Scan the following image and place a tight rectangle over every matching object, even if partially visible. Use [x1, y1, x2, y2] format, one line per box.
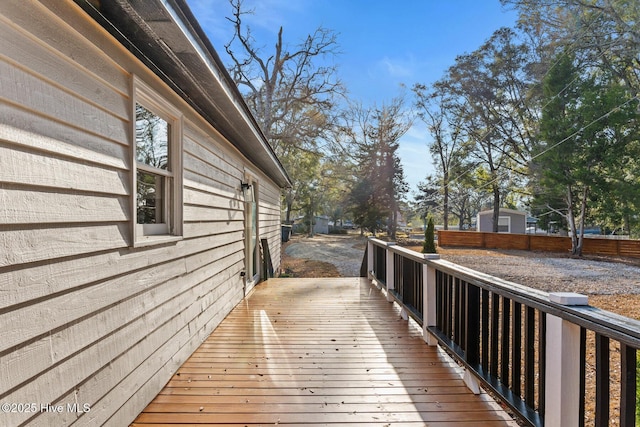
[422, 215, 437, 254]
[328, 226, 347, 235]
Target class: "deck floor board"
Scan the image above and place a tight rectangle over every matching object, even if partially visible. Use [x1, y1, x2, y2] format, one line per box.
[132, 278, 517, 426]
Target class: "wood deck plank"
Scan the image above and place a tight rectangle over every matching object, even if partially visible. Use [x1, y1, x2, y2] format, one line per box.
[132, 278, 518, 426]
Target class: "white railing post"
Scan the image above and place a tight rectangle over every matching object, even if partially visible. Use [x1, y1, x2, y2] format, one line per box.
[367, 238, 375, 281]
[385, 243, 396, 302]
[544, 292, 589, 427]
[422, 258, 439, 346]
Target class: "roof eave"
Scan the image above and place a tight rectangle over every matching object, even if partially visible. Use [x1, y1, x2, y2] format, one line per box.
[74, 0, 291, 188]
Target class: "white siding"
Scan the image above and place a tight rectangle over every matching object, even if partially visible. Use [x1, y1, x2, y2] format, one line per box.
[0, 1, 283, 426]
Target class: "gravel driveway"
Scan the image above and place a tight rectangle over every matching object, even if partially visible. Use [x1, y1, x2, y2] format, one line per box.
[439, 248, 640, 295]
[284, 234, 640, 296]
[284, 233, 366, 277]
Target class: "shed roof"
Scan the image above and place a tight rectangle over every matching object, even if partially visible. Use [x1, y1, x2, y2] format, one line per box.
[74, 0, 291, 188]
[478, 208, 527, 216]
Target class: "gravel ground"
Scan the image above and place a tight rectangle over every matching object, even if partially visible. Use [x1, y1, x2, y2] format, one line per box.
[437, 247, 640, 296]
[284, 233, 366, 277]
[284, 234, 640, 296]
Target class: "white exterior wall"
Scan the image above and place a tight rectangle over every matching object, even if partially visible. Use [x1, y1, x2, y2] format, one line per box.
[0, 1, 282, 425]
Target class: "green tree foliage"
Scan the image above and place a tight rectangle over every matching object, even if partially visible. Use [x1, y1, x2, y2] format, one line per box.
[502, 0, 640, 94]
[422, 215, 437, 254]
[426, 28, 535, 231]
[414, 177, 440, 228]
[345, 98, 411, 238]
[531, 50, 639, 254]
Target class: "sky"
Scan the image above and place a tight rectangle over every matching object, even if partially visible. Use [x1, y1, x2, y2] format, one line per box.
[186, 0, 519, 196]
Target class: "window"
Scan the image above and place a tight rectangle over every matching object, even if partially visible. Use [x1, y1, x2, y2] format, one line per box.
[498, 216, 511, 233]
[133, 78, 182, 245]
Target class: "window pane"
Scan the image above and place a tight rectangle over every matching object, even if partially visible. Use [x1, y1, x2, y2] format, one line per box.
[136, 104, 169, 170]
[137, 170, 164, 224]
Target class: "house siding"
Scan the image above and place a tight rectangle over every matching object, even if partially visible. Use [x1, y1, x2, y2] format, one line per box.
[477, 209, 527, 234]
[0, 1, 282, 426]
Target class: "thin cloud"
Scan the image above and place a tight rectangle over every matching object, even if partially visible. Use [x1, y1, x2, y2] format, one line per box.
[379, 56, 415, 78]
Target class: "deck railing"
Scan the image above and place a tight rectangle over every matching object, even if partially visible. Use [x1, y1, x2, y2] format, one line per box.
[366, 237, 640, 427]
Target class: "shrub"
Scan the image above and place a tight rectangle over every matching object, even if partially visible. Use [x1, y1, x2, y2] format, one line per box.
[422, 215, 437, 254]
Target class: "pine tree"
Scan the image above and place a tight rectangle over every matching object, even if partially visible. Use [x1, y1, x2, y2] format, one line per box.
[422, 215, 437, 254]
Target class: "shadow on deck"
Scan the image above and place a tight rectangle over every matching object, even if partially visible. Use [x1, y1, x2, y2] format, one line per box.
[132, 278, 517, 426]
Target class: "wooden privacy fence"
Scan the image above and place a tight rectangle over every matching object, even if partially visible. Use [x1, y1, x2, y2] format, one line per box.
[366, 238, 640, 427]
[438, 230, 640, 258]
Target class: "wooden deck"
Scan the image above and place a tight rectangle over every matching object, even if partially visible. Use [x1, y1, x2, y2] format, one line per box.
[132, 278, 518, 426]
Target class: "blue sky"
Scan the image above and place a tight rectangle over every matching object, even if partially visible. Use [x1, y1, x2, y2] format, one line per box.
[186, 0, 518, 195]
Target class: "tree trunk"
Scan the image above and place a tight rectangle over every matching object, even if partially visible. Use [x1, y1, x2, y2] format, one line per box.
[566, 185, 580, 256]
[443, 170, 449, 230]
[390, 209, 397, 240]
[285, 189, 293, 224]
[575, 186, 589, 256]
[624, 214, 631, 238]
[492, 185, 501, 233]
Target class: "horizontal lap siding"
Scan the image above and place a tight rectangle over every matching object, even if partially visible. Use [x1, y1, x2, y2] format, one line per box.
[0, 1, 282, 426]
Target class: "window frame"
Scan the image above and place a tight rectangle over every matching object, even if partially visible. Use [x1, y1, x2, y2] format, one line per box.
[243, 170, 260, 289]
[498, 215, 511, 233]
[132, 77, 183, 247]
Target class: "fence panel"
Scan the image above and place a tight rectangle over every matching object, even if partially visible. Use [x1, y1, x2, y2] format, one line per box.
[438, 230, 640, 259]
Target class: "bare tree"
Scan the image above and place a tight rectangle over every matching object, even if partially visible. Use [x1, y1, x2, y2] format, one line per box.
[222, 0, 346, 222]
[413, 85, 468, 230]
[224, 0, 344, 156]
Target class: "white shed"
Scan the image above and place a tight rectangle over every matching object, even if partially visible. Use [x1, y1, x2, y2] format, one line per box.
[0, 1, 290, 425]
[477, 208, 527, 233]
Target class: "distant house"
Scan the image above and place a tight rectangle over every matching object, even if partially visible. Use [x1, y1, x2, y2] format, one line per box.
[477, 208, 527, 233]
[0, 1, 289, 426]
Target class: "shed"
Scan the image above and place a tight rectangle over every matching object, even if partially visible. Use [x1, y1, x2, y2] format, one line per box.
[477, 208, 527, 233]
[0, 1, 290, 425]
[314, 216, 330, 235]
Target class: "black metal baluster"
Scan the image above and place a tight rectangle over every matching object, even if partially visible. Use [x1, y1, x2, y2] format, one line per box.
[436, 271, 443, 331]
[524, 306, 536, 408]
[539, 313, 546, 417]
[512, 301, 522, 397]
[501, 296, 511, 386]
[594, 334, 610, 427]
[481, 289, 490, 374]
[490, 292, 500, 378]
[466, 284, 480, 366]
[460, 281, 467, 351]
[442, 273, 449, 337]
[579, 327, 586, 427]
[417, 263, 423, 318]
[454, 278, 461, 345]
[620, 343, 637, 427]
